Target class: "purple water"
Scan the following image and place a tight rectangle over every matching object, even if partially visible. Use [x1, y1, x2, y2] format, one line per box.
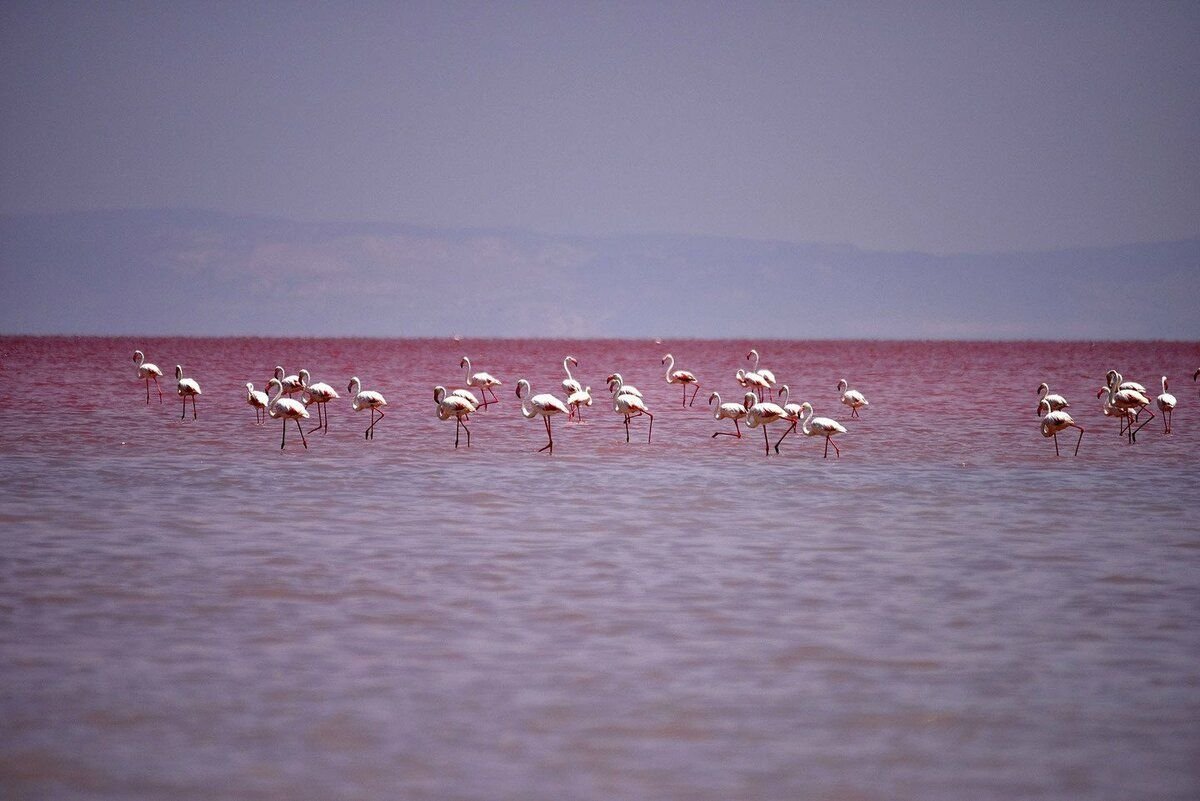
[2, 336, 1198, 800]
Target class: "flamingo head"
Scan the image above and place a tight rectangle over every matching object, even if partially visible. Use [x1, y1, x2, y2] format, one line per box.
[661, 353, 672, 365]
[433, 386, 446, 403]
[566, 355, 578, 367]
[515, 379, 530, 399]
[745, 350, 756, 362]
[743, 392, 757, 410]
[459, 357, 468, 368]
[133, 350, 143, 363]
[175, 365, 183, 379]
[837, 378, 848, 391]
[708, 392, 719, 406]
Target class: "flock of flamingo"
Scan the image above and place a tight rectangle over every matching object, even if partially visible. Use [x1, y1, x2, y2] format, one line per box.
[133, 350, 1197, 458]
[133, 348, 865, 456]
[1036, 369, 1194, 456]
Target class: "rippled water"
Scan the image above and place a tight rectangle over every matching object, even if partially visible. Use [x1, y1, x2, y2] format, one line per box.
[2, 336, 1198, 800]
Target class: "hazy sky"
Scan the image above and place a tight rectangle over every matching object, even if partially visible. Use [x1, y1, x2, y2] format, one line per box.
[1, 1, 1198, 254]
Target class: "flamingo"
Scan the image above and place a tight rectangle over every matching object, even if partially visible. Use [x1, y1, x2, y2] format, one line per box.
[434, 386, 476, 448]
[747, 349, 776, 398]
[743, 391, 788, 456]
[787, 401, 847, 458]
[837, 379, 870, 418]
[1106, 369, 1148, 395]
[662, 354, 700, 407]
[1097, 385, 1137, 439]
[460, 356, 502, 408]
[267, 377, 309, 450]
[1036, 382, 1069, 415]
[452, 387, 481, 408]
[606, 373, 642, 399]
[735, 368, 770, 401]
[175, 365, 201, 420]
[612, 386, 653, 443]
[567, 386, 593, 421]
[1102, 371, 1154, 443]
[771, 385, 804, 452]
[245, 382, 269, 424]
[516, 379, 569, 453]
[273, 366, 304, 396]
[299, 369, 339, 434]
[133, 350, 164, 404]
[561, 356, 583, 396]
[708, 391, 746, 438]
[1156, 376, 1176, 434]
[1039, 398, 1084, 456]
[347, 376, 387, 440]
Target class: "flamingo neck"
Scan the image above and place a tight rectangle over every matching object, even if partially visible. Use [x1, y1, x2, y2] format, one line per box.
[779, 385, 789, 405]
[663, 354, 674, 380]
[349, 377, 362, 395]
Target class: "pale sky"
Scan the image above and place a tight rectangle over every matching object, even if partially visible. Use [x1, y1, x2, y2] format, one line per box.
[2, 1, 1198, 255]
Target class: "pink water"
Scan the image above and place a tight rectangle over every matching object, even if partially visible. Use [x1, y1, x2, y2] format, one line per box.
[2, 336, 1198, 800]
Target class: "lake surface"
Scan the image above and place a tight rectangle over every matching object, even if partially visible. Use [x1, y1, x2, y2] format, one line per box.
[1, 336, 1198, 800]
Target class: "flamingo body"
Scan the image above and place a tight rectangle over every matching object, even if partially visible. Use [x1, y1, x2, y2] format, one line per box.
[516, 379, 569, 453]
[175, 365, 201, 420]
[347, 377, 387, 439]
[267, 377, 309, 449]
[837, 378, 870, 417]
[133, 350, 164, 404]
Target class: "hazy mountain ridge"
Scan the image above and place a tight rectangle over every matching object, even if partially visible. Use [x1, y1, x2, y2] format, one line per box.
[2, 210, 1197, 338]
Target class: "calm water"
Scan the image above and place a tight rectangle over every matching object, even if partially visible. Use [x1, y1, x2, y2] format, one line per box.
[2, 336, 1198, 801]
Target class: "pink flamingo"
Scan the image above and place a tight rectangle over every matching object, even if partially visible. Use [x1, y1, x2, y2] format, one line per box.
[267, 377, 309, 449]
[662, 353, 700, 407]
[1039, 399, 1084, 456]
[133, 350, 164, 404]
[348, 377, 387, 440]
[434, 386, 476, 448]
[516, 379, 569, 453]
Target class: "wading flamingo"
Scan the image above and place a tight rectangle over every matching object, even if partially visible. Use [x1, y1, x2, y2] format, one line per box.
[175, 365, 201, 420]
[561, 356, 583, 396]
[708, 391, 746, 438]
[267, 377, 309, 450]
[461, 356, 502, 407]
[1156, 376, 1176, 434]
[837, 379, 870, 417]
[747, 349, 776, 398]
[299, 369, 339, 434]
[662, 354, 700, 407]
[1036, 382, 1069, 414]
[1102, 372, 1154, 443]
[612, 386, 653, 443]
[348, 377, 387, 440]
[434, 385, 476, 448]
[516, 379, 569, 453]
[1039, 398, 1084, 456]
[133, 350, 164, 404]
[567, 386, 593, 421]
[606, 373, 642, 399]
[744, 392, 787, 456]
[273, 366, 304, 396]
[788, 401, 847, 458]
[245, 382, 269, 424]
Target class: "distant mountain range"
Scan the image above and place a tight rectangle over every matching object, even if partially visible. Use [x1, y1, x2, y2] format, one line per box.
[1, 209, 1196, 338]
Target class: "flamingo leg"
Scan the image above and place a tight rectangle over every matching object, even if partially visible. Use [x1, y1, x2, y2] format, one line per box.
[827, 436, 841, 458]
[296, 418, 308, 449]
[463, 417, 471, 447]
[193, 396, 198, 420]
[488, 385, 501, 405]
[1131, 408, 1155, 442]
[1073, 425, 1084, 456]
[713, 418, 741, 438]
[689, 384, 700, 407]
[180, 396, 186, 420]
[1052, 432, 1061, 456]
[281, 417, 287, 449]
[145, 379, 151, 404]
[774, 421, 796, 453]
[645, 410, 653, 443]
[681, 384, 687, 408]
[308, 403, 323, 434]
[762, 426, 770, 455]
[851, 406, 859, 418]
[454, 417, 461, 448]
[538, 416, 553, 452]
[624, 416, 630, 443]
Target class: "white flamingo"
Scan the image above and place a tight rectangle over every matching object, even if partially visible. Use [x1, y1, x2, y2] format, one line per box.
[267, 377, 309, 450]
[133, 350, 164, 404]
[1096, 385, 1136, 439]
[708, 391, 746, 438]
[516, 379, 569, 453]
[606, 372, 642, 399]
[1039, 398, 1084, 456]
[567, 386, 593, 421]
[662, 353, 700, 407]
[788, 401, 847, 458]
[452, 387, 481, 408]
[1102, 371, 1154, 443]
[1036, 382, 1069, 415]
[245, 382, 269, 424]
[736, 368, 770, 401]
[612, 386, 653, 443]
[1156, 376, 1176, 434]
[299, 369, 339, 434]
[561, 356, 583, 396]
[347, 376, 387, 440]
[273, 366, 304, 396]
[747, 349, 776, 398]
[175, 365, 201, 420]
[1106, 369, 1148, 395]
[837, 378, 870, 418]
[460, 356, 502, 407]
[434, 386, 476, 448]
[743, 391, 788, 456]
